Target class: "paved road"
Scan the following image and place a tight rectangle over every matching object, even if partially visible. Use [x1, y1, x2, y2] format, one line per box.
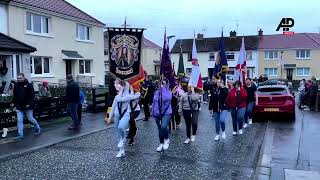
[0, 104, 266, 180]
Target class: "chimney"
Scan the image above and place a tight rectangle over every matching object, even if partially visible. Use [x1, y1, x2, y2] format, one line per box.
[230, 30, 237, 37]
[258, 29, 263, 36]
[197, 33, 204, 40]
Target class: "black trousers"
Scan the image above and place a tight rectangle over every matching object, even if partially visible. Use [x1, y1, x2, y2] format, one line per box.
[169, 109, 181, 130]
[141, 99, 150, 119]
[183, 110, 199, 138]
[127, 110, 140, 139]
[77, 104, 82, 123]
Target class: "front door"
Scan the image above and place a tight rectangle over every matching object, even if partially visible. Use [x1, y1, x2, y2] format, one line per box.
[286, 69, 293, 81]
[66, 61, 72, 77]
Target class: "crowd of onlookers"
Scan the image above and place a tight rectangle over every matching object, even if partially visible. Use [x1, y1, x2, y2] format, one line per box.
[298, 77, 319, 111]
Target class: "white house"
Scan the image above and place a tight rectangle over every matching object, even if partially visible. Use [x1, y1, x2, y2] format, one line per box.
[1, 0, 106, 85]
[170, 32, 260, 80]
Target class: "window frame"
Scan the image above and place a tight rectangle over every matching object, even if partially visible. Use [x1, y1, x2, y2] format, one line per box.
[296, 49, 311, 60]
[26, 12, 51, 36]
[209, 52, 215, 61]
[264, 68, 278, 77]
[79, 60, 92, 75]
[76, 24, 91, 41]
[246, 51, 253, 61]
[226, 52, 235, 61]
[30, 56, 52, 76]
[296, 67, 311, 76]
[264, 50, 279, 60]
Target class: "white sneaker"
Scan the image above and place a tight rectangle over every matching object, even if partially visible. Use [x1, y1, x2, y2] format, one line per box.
[239, 129, 243, 135]
[163, 139, 170, 150]
[232, 132, 237, 136]
[115, 150, 125, 158]
[249, 119, 253, 125]
[2, 128, 8, 138]
[126, 128, 129, 132]
[243, 123, 248, 129]
[157, 144, 164, 152]
[214, 135, 220, 141]
[117, 139, 125, 148]
[184, 138, 191, 144]
[191, 135, 196, 142]
[221, 132, 226, 139]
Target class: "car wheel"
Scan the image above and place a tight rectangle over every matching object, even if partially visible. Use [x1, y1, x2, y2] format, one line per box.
[252, 113, 259, 123]
[288, 112, 296, 121]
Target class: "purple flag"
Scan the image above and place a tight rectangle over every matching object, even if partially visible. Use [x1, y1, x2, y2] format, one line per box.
[160, 31, 176, 90]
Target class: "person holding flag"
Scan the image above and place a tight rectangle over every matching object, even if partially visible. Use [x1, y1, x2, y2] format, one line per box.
[234, 37, 246, 85]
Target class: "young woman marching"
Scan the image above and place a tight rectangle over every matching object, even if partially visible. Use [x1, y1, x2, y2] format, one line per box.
[226, 81, 247, 136]
[244, 78, 257, 127]
[127, 84, 141, 145]
[152, 78, 173, 152]
[179, 86, 201, 144]
[109, 80, 131, 158]
[209, 79, 229, 141]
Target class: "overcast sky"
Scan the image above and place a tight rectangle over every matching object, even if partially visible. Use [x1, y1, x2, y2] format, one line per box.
[67, 0, 320, 47]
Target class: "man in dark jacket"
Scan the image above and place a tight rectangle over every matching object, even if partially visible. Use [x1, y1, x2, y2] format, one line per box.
[140, 73, 154, 121]
[66, 75, 80, 130]
[13, 73, 41, 139]
[309, 78, 319, 111]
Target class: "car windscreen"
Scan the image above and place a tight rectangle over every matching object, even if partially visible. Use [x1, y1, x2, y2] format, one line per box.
[257, 87, 287, 95]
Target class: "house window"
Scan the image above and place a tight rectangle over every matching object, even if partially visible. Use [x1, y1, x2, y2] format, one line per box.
[296, 50, 311, 59]
[246, 52, 253, 60]
[79, 60, 91, 74]
[264, 51, 278, 60]
[26, 12, 50, 34]
[104, 50, 108, 56]
[209, 52, 215, 61]
[264, 68, 278, 76]
[30, 56, 51, 75]
[77, 24, 91, 41]
[186, 68, 192, 74]
[296, 67, 310, 76]
[188, 53, 192, 61]
[104, 62, 109, 72]
[226, 52, 235, 61]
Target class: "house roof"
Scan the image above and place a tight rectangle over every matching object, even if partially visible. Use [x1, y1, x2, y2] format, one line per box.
[103, 32, 161, 50]
[11, 0, 105, 26]
[258, 33, 320, 49]
[0, 32, 36, 53]
[171, 35, 260, 53]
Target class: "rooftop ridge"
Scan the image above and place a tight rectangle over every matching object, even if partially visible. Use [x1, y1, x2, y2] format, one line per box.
[305, 33, 320, 46]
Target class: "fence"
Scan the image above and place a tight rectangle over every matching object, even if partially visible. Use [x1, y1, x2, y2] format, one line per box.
[90, 88, 108, 113]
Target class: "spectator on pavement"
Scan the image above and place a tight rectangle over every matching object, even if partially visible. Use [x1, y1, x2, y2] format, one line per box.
[78, 90, 85, 125]
[298, 79, 306, 109]
[309, 78, 319, 111]
[152, 78, 172, 152]
[244, 78, 257, 127]
[209, 79, 229, 141]
[179, 85, 201, 144]
[226, 81, 247, 136]
[13, 73, 41, 139]
[110, 80, 131, 158]
[66, 75, 80, 131]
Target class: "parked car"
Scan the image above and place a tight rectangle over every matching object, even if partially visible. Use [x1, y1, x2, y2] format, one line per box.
[258, 79, 289, 86]
[253, 85, 295, 121]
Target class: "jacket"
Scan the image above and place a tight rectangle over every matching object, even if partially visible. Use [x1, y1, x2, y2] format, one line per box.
[179, 92, 201, 112]
[66, 80, 80, 103]
[79, 91, 85, 105]
[152, 85, 172, 117]
[226, 87, 247, 109]
[130, 91, 141, 112]
[140, 80, 154, 103]
[13, 80, 35, 111]
[209, 87, 229, 112]
[110, 81, 131, 118]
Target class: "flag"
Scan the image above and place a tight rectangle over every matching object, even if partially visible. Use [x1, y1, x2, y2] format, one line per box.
[188, 36, 203, 89]
[160, 30, 176, 89]
[234, 37, 246, 85]
[213, 32, 228, 83]
[128, 65, 145, 91]
[177, 41, 185, 76]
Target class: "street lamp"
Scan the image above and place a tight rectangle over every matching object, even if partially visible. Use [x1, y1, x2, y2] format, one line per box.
[167, 35, 176, 44]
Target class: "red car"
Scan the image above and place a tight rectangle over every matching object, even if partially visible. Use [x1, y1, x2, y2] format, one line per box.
[253, 85, 295, 121]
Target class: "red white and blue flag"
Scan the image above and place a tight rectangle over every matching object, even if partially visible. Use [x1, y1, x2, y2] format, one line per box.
[234, 37, 246, 85]
[188, 36, 203, 89]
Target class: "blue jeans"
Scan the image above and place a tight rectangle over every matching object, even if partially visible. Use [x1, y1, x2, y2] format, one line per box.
[231, 108, 246, 132]
[114, 114, 130, 142]
[213, 110, 228, 134]
[244, 102, 255, 124]
[299, 92, 305, 106]
[17, 110, 40, 136]
[68, 103, 79, 128]
[155, 115, 171, 144]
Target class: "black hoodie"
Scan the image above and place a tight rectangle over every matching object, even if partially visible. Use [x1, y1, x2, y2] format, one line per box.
[13, 80, 35, 110]
[209, 86, 229, 112]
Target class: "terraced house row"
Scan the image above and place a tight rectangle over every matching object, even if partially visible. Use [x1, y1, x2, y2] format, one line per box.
[171, 30, 320, 81]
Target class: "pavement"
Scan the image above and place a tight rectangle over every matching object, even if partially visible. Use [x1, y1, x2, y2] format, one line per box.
[0, 104, 267, 180]
[254, 102, 320, 180]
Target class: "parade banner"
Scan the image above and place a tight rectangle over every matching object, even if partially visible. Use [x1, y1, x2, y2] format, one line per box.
[108, 28, 144, 80]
